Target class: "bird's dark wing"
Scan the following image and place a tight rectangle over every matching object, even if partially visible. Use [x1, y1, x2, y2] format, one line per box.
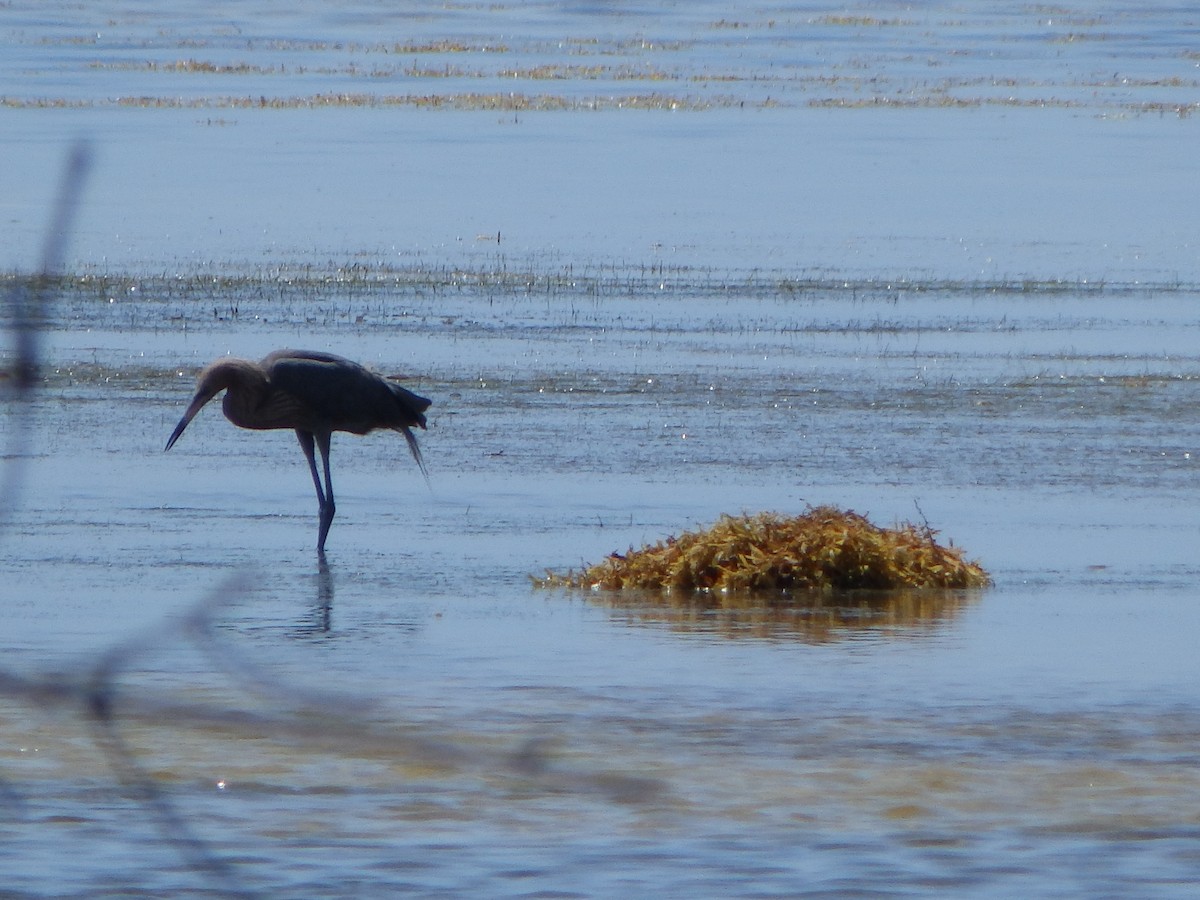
[265, 350, 429, 434]
[262, 349, 357, 369]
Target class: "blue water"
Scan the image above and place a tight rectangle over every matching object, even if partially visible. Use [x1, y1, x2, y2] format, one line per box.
[4, 3, 1200, 897]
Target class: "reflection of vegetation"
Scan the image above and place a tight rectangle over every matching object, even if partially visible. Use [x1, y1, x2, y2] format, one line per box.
[538, 507, 989, 594]
[592, 587, 979, 642]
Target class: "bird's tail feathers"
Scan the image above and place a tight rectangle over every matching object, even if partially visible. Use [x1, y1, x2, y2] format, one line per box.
[386, 379, 432, 428]
[400, 425, 430, 485]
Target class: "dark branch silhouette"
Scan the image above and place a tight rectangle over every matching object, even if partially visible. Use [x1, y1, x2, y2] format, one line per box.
[0, 145, 661, 898]
[85, 683, 259, 899]
[1, 141, 91, 534]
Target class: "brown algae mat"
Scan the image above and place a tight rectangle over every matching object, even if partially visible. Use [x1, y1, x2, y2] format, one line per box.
[539, 506, 989, 597]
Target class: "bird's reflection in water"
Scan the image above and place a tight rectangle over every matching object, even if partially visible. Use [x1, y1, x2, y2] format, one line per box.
[316, 551, 334, 631]
[294, 550, 334, 636]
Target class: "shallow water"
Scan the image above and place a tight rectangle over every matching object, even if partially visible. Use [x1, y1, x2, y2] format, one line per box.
[3, 1, 1200, 281]
[7, 273, 1200, 897]
[4, 3, 1200, 898]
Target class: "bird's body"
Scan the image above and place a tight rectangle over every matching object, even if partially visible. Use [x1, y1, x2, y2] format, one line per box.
[166, 349, 431, 551]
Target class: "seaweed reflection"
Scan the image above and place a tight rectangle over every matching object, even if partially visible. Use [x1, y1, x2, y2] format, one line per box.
[591, 588, 980, 642]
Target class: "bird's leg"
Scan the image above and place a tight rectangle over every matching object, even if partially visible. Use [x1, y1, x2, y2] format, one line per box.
[296, 430, 332, 551]
[315, 431, 335, 550]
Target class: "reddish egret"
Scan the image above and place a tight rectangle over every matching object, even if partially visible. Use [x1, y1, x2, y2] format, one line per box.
[165, 349, 431, 551]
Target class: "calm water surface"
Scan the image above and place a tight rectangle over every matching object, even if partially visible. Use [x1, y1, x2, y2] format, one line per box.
[3, 2, 1200, 897]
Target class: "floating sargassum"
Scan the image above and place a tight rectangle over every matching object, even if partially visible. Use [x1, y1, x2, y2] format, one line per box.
[538, 506, 989, 596]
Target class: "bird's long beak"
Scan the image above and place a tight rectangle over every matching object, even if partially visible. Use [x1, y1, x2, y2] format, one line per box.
[164, 392, 212, 451]
[165, 415, 191, 451]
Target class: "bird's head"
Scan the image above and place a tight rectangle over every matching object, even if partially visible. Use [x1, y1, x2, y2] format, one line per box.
[164, 358, 263, 451]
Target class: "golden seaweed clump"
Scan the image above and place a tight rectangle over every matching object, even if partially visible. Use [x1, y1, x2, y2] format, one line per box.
[539, 506, 989, 594]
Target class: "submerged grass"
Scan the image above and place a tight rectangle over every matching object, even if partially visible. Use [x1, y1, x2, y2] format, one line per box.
[539, 506, 989, 597]
[2, 267, 1188, 301]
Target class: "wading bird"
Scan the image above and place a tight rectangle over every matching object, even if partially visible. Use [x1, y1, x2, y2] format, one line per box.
[165, 349, 431, 551]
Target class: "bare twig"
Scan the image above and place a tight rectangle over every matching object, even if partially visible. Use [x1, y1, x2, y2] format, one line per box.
[1, 141, 91, 534]
[85, 682, 260, 899]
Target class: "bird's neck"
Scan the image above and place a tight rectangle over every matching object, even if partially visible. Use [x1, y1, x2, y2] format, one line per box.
[201, 359, 271, 430]
[221, 388, 265, 429]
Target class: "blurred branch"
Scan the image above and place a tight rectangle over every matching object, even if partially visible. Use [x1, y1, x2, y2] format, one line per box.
[0, 142, 661, 896]
[1, 141, 92, 532]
